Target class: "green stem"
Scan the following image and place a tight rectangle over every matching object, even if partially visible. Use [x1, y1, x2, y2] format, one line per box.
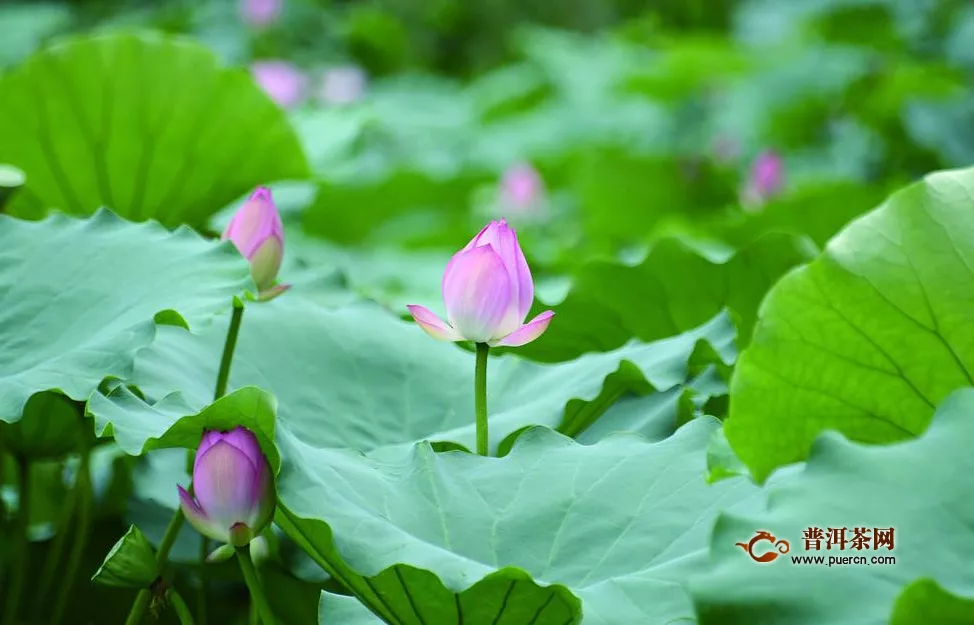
[50, 444, 94, 625]
[475, 343, 490, 456]
[214, 303, 245, 399]
[2, 457, 31, 625]
[236, 547, 277, 625]
[124, 591, 151, 625]
[33, 479, 78, 618]
[197, 536, 209, 625]
[167, 589, 196, 625]
[123, 500, 186, 625]
[196, 302, 243, 625]
[123, 300, 245, 625]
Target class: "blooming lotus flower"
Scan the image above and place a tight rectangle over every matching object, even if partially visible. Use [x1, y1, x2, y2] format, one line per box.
[251, 60, 306, 109]
[407, 220, 554, 346]
[223, 187, 288, 298]
[741, 149, 784, 210]
[178, 427, 275, 548]
[240, 0, 282, 27]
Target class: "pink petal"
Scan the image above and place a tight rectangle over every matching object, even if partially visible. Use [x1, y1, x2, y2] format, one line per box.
[240, 0, 282, 27]
[406, 305, 462, 341]
[179, 485, 228, 543]
[457, 220, 534, 326]
[219, 427, 265, 470]
[248, 462, 276, 533]
[509, 228, 534, 322]
[501, 163, 544, 207]
[222, 187, 284, 259]
[460, 221, 494, 253]
[250, 61, 307, 109]
[193, 441, 260, 532]
[257, 282, 291, 302]
[442, 246, 514, 342]
[492, 310, 555, 347]
[194, 430, 224, 472]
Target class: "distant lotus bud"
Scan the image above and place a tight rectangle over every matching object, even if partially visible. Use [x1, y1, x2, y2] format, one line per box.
[741, 150, 784, 210]
[407, 219, 554, 346]
[222, 187, 286, 296]
[178, 427, 275, 547]
[251, 60, 306, 109]
[318, 65, 367, 106]
[499, 162, 545, 213]
[239, 0, 282, 27]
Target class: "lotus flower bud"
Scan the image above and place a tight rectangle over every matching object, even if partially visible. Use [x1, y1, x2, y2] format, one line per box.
[251, 60, 306, 109]
[178, 427, 275, 547]
[407, 219, 554, 346]
[741, 149, 784, 210]
[223, 187, 287, 297]
[239, 0, 282, 27]
[499, 162, 544, 212]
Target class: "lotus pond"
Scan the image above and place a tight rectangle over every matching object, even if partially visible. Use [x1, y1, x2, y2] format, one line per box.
[1, 0, 974, 624]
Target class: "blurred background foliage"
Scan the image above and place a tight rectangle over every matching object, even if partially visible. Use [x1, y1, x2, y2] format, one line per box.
[2, 0, 974, 623]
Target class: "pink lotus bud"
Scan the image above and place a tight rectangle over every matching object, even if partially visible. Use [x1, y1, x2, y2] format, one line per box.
[499, 162, 545, 212]
[222, 187, 285, 295]
[407, 219, 554, 346]
[318, 65, 367, 106]
[239, 0, 282, 27]
[251, 60, 306, 109]
[178, 427, 275, 547]
[741, 149, 784, 210]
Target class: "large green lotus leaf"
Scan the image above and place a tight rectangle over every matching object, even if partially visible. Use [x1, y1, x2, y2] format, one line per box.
[280, 418, 761, 624]
[319, 592, 381, 624]
[513, 233, 805, 362]
[726, 167, 974, 481]
[90, 386, 279, 472]
[0, 209, 252, 424]
[94, 296, 733, 453]
[692, 388, 974, 624]
[890, 579, 974, 625]
[0, 32, 309, 227]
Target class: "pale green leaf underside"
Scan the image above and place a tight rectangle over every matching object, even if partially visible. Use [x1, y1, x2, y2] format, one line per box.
[693, 388, 974, 624]
[0, 31, 309, 227]
[0, 209, 252, 423]
[890, 579, 974, 625]
[727, 166, 974, 481]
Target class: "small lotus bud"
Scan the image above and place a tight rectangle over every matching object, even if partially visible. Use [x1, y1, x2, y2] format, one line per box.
[222, 187, 286, 296]
[407, 219, 554, 347]
[178, 427, 275, 547]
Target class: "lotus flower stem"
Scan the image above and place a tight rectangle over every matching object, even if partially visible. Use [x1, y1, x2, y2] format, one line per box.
[1, 456, 30, 625]
[215, 302, 245, 399]
[200, 300, 245, 623]
[126, 301, 248, 625]
[166, 588, 196, 625]
[50, 438, 94, 625]
[32, 480, 75, 621]
[475, 343, 490, 456]
[236, 546, 277, 625]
